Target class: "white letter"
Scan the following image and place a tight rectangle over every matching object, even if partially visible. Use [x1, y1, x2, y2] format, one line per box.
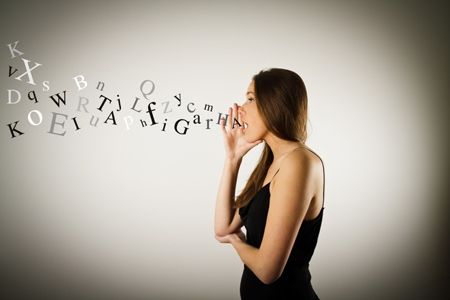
[7, 89, 21, 104]
[6, 40, 24, 58]
[124, 116, 133, 130]
[73, 75, 88, 91]
[27, 110, 43, 126]
[15, 58, 42, 85]
[42, 80, 50, 92]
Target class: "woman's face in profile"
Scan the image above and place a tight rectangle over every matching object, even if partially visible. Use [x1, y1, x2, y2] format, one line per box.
[240, 80, 267, 142]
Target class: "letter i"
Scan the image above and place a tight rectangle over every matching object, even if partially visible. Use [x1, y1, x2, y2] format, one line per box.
[72, 117, 81, 130]
[162, 118, 168, 132]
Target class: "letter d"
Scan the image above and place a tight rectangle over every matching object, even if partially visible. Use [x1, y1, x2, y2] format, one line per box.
[7, 89, 21, 104]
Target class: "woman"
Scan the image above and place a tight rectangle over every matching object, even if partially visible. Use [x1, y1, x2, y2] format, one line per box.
[214, 68, 325, 299]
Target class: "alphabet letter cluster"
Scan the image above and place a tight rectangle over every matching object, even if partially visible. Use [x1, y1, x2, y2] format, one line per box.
[4, 40, 238, 139]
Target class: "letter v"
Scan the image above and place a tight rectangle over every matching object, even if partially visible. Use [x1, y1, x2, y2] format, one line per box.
[8, 65, 18, 77]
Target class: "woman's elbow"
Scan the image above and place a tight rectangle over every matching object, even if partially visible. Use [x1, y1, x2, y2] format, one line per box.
[214, 226, 228, 237]
[260, 272, 281, 285]
[258, 264, 283, 285]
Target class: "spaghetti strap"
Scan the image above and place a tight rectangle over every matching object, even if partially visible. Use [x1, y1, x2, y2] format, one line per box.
[273, 145, 326, 208]
[269, 146, 301, 183]
[270, 168, 281, 182]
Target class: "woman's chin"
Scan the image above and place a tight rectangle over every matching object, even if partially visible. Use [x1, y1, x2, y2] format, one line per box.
[243, 132, 259, 144]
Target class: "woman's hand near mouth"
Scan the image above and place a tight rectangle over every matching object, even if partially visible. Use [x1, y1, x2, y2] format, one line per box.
[220, 102, 262, 163]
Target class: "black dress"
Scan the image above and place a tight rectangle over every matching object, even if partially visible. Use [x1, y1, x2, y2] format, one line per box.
[239, 150, 325, 300]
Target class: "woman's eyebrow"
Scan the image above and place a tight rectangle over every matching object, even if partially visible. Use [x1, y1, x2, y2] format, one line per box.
[246, 91, 254, 95]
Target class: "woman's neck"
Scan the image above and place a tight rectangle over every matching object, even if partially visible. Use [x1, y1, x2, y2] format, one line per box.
[264, 133, 304, 162]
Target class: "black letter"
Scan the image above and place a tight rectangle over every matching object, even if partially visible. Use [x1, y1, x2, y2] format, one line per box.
[146, 102, 158, 125]
[104, 111, 117, 125]
[8, 65, 18, 77]
[174, 93, 182, 106]
[72, 117, 81, 130]
[98, 95, 112, 112]
[49, 91, 67, 107]
[174, 118, 189, 135]
[6, 121, 24, 138]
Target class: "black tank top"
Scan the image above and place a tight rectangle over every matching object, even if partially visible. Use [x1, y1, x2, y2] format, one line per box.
[238, 147, 325, 299]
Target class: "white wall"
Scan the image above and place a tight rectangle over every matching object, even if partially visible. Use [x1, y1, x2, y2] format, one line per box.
[0, 1, 448, 299]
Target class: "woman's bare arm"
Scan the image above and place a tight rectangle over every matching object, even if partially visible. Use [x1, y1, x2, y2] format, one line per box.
[214, 102, 262, 238]
[214, 158, 244, 237]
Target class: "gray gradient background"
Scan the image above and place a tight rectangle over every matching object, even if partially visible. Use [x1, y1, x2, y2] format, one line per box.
[1, 0, 449, 299]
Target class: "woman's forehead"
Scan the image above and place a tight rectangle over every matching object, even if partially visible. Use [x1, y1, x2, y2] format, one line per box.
[246, 81, 255, 93]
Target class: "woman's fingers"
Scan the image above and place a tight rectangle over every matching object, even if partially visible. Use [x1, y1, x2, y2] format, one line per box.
[220, 116, 227, 135]
[232, 103, 238, 129]
[227, 106, 233, 129]
[237, 104, 243, 128]
[222, 103, 243, 134]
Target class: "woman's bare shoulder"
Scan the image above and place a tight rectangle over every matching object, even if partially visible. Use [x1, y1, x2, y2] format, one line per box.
[269, 147, 318, 198]
[269, 145, 323, 193]
[287, 145, 322, 169]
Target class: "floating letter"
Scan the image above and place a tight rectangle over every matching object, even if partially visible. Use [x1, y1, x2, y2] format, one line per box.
[174, 118, 189, 135]
[73, 75, 88, 91]
[48, 112, 68, 136]
[6, 41, 24, 58]
[15, 58, 42, 85]
[49, 91, 67, 107]
[6, 121, 24, 138]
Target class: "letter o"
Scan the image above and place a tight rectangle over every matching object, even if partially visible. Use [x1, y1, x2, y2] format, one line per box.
[27, 109, 43, 126]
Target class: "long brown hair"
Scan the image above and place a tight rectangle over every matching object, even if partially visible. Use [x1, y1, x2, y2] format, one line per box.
[234, 68, 308, 208]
